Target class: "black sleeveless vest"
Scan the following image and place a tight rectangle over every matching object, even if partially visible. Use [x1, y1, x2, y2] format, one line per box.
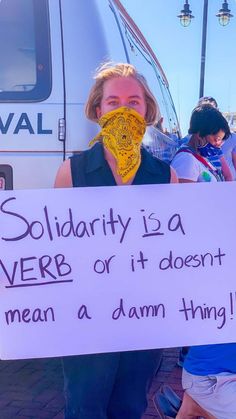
[70, 142, 170, 187]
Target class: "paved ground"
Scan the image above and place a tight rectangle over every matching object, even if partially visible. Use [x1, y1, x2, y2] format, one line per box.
[0, 348, 183, 419]
[143, 348, 183, 419]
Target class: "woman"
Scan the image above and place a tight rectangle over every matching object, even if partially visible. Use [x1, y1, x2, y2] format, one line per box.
[55, 62, 177, 419]
[172, 104, 232, 182]
[222, 132, 236, 180]
[171, 104, 236, 419]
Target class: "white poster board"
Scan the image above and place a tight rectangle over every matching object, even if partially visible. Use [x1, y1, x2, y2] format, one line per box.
[0, 182, 235, 360]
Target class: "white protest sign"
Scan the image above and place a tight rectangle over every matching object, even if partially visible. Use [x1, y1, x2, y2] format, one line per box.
[0, 182, 235, 360]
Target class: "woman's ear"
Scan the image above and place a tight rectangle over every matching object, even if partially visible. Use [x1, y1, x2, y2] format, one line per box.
[96, 107, 101, 119]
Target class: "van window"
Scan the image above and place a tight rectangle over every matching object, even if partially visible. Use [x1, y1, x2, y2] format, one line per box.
[0, 0, 51, 102]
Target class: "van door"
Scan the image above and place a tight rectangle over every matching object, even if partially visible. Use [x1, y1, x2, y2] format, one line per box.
[0, 0, 65, 189]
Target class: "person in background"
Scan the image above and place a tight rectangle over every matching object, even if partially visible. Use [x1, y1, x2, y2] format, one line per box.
[180, 96, 219, 146]
[176, 342, 236, 419]
[189, 104, 232, 181]
[171, 104, 232, 182]
[170, 99, 236, 419]
[181, 96, 234, 181]
[198, 95, 218, 109]
[176, 96, 233, 367]
[55, 62, 178, 419]
[222, 130, 236, 180]
[198, 96, 236, 181]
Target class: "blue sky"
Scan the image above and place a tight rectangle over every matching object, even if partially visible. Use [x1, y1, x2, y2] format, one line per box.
[122, 0, 236, 135]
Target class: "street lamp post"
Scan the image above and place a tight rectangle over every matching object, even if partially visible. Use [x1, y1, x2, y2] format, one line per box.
[199, 0, 208, 98]
[178, 0, 233, 99]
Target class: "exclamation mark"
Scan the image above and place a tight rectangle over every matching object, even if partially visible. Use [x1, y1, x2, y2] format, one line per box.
[230, 292, 235, 320]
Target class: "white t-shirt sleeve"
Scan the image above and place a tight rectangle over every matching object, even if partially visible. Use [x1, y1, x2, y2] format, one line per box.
[171, 152, 201, 181]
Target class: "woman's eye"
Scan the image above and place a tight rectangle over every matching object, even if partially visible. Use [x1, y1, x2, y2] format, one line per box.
[129, 100, 138, 106]
[108, 101, 118, 106]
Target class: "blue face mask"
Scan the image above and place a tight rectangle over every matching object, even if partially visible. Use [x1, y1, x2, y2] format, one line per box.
[198, 142, 219, 157]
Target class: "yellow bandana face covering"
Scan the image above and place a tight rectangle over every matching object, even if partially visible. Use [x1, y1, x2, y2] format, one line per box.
[89, 107, 146, 183]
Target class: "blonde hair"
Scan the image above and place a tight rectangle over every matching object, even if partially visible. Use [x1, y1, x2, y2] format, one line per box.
[85, 62, 159, 125]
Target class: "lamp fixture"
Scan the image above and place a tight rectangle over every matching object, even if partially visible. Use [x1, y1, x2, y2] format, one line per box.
[177, 0, 194, 27]
[216, 1, 233, 26]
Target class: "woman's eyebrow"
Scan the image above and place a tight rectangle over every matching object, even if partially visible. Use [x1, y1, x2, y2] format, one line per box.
[128, 95, 142, 99]
[104, 95, 142, 100]
[105, 95, 118, 99]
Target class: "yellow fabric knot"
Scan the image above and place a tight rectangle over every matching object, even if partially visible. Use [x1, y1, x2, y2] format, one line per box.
[89, 107, 146, 183]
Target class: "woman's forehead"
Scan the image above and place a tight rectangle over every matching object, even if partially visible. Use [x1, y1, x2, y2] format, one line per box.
[102, 76, 144, 96]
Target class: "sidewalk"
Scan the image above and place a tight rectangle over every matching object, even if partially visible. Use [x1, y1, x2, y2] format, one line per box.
[143, 347, 183, 419]
[0, 348, 183, 419]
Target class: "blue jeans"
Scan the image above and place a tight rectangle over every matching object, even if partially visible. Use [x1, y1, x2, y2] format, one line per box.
[62, 349, 163, 419]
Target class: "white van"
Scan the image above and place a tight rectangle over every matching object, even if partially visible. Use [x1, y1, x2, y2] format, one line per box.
[0, 0, 180, 190]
